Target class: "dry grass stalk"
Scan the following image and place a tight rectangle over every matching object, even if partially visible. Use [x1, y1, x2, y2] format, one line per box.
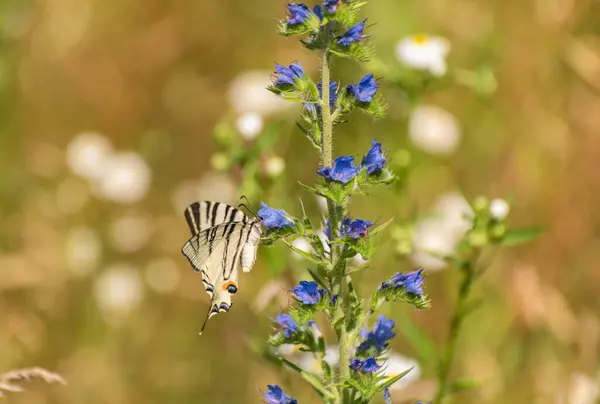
[0, 367, 66, 397]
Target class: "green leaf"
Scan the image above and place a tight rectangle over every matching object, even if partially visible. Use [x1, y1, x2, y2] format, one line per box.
[395, 313, 438, 364]
[370, 217, 394, 237]
[377, 367, 414, 391]
[307, 268, 333, 295]
[279, 357, 335, 400]
[283, 239, 328, 266]
[501, 227, 543, 246]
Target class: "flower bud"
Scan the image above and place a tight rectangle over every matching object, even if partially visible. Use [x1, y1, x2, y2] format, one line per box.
[472, 196, 489, 214]
[489, 198, 510, 220]
[213, 122, 234, 146]
[210, 153, 229, 171]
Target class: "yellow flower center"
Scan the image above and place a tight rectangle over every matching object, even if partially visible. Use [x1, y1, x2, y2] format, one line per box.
[412, 34, 429, 45]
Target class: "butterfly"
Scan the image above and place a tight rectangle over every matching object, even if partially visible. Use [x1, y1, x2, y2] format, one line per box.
[181, 201, 262, 335]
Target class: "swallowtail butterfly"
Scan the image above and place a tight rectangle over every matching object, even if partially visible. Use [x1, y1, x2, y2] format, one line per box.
[181, 201, 262, 334]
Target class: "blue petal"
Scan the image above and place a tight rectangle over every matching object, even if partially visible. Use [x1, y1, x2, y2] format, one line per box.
[361, 138, 387, 174]
[287, 3, 312, 25]
[384, 386, 392, 404]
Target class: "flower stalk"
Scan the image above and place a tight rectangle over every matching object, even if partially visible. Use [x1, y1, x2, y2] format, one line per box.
[320, 44, 351, 403]
[433, 254, 479, 404]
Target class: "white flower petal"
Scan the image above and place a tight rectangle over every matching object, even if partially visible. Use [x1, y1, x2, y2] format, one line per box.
[382, 353, 421, 390]
[409, 105, 461, 155]
[66, 132, 113, 180]
[489, 198, 510, 220]
[228, 70, 291, 115]
[94, 152, 151, 204]
[236, 112, 264, 140]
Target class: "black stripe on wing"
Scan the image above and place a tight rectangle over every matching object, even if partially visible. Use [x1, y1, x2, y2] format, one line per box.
[183, 201, 248, 236]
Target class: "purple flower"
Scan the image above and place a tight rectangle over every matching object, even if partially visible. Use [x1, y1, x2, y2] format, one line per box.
[341, 217, 373, 239]
[324, 0, 342, 13]
[287, 3, 312, 25]
[336, 19, 367, 47]
[258, 202, 294, 229]
[291, 281, 325, 304]
[384, 386, 391, 404]
[275, 314, 298, 339]
[273, 62, 305, 87]
[349, 357, 380, 373]
[305, 80, 338, 116]
[264, 384, 298, 404]
[317, 156, 360, 184]
[388, 269, 424, 296]
[346, 73, 379, 103]
[361, 138, 387, 174]
[357, 314, 396, 353]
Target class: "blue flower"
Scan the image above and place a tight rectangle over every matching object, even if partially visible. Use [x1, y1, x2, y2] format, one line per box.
[287, 3, 312, 25]
[264, 384, 298, 404]
[313, 5, 324, 21]
[384, 386, 391, 404]
[275, 314, 298, 339]
[349, 357, 380, 373]
[361, 138, 387, 174]
[323, 218, 332, 240]
[273, 62, 305, 87]
[362, 357, 381, 373]
[346, 73, 379, 103]
[349, 358, 363, 371]
[291, 281, 325, 304]
[324, 0, 342, 13]
[341, 217, 373, 239]
[357, 314, 396, 353]
[388, 269, 424, 296]
[317, 156, 360, 184]
[305, 80, 337, 116]
[258, 202, 294, 229]
[336, 19, 367, 47]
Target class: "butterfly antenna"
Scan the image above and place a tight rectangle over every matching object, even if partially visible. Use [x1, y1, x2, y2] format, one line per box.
[238, 196, 259, 218]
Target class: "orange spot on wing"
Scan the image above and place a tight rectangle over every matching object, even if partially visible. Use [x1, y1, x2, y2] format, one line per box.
[222, 280, 238, 291]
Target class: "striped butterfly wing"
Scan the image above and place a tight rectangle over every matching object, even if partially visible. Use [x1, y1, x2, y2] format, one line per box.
[181, 202, 262, 334]
[184, 201, 248, 235]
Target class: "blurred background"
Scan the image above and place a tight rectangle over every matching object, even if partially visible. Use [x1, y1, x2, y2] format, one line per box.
[1, 0, 600, 403]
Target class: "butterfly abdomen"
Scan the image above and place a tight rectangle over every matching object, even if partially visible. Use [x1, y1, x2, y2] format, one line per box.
[240, 243, 257, 272]
[240, 223, 262, 272]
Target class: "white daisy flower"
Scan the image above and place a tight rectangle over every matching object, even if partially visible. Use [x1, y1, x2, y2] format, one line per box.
[408, 105, 461, 156]
[235, 112, 264, 140]
[66, 132, 113, 180]
[411, 192, 473, 271]
[395, 34, 450, 77]
[94, 152, 151, 205]
[94, 263, 143, 321]
[265, 155, 285, 177]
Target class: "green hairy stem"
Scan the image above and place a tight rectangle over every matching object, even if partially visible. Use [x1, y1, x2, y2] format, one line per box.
[320, 47, 351, 404]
